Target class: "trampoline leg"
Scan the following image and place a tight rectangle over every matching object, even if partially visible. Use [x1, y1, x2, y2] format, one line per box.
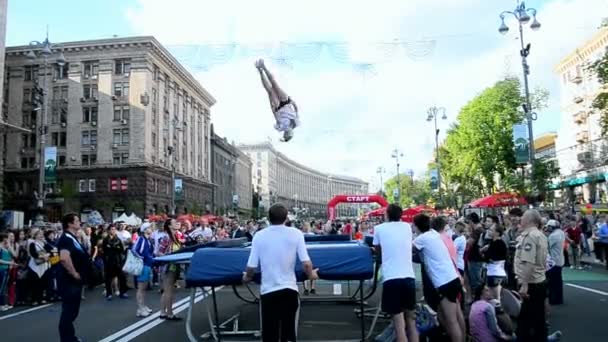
[360, 280, 365, 341]
[186, 288, 198, 342]
[212, 287, 221, 342]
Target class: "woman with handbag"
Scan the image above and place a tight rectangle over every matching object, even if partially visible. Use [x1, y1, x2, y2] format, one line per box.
[27, 229, 51, 305]
[102, 225, 128, 300]
[132, 223, 155, 317]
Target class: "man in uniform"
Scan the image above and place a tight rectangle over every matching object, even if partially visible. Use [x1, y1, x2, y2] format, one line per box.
[514, 209, 548, 341]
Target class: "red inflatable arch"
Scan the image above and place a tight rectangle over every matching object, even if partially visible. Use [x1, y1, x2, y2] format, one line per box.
[327, 195, 389, 221]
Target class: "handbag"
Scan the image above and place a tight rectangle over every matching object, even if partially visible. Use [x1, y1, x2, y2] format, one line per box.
[122, 250, 143, 276]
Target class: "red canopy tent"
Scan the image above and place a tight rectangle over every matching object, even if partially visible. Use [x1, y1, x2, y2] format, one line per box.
[468, 192, 527, 208]
[401, 205, 436, 223]
[363, 207, 386, 219]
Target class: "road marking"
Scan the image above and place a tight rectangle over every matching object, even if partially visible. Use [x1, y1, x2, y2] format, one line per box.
[0, 303, 53, 321]
[98, 289, 205, 342]
[112, 286, 221, 342]
[565, 283, 608, 296]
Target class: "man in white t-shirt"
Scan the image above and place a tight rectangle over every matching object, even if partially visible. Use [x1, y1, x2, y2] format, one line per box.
[243, 204, 318, 342]
[413, 214, 465, 342]
[373, 204, 419, 342]
[255, 59, 300, 142]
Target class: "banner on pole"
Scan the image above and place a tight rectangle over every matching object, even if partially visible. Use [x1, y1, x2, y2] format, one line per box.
[430, 169, 439, 190]
[513, 123, 530, 164]
[174, 178, 183, 202]
[44, 147, 57, 183]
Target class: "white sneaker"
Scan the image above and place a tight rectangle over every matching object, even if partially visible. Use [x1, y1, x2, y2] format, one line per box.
[144, 306, 153, 314]
[137, 308, 151, 317]
[0, 305, 9, 311]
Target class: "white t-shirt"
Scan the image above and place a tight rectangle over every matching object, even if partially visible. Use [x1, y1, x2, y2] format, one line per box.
[373, 221, 415, 282]
[274, 106, 299, 132]
[453, 235, 466, 271]
[202, 227, 213, 240]
[413, 230, 459, 288]
[246, 225, 311, 295]
[117, 230, 131, 243]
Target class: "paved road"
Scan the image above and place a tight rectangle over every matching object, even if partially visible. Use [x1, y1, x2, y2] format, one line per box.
[1, 265, 607, 341]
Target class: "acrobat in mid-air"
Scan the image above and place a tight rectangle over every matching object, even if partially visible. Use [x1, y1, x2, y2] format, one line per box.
[255, 59, 299, 142]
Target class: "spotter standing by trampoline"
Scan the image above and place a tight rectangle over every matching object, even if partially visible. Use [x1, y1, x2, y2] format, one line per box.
[243, 204, 318, 342]
[255, 59, 299, 142]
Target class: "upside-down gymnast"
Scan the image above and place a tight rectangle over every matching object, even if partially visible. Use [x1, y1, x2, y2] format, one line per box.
[255, 59, 299, 142]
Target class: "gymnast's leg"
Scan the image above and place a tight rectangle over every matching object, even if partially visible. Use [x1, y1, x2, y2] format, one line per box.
[258, 59, 289, 103]
[256, 60, 279, 120]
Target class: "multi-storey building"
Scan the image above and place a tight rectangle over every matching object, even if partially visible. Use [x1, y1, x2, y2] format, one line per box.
[0, 0, 8, 209]
[210, 125, 237, 215]
[554, 27, 608, 204]
[239, 142, 369, 218]
[234, 148, 253, 214]
[534, 132, 557, 161]
[2, 36, 215, 221]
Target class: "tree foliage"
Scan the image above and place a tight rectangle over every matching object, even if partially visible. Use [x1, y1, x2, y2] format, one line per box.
[589, 48, 608, 135]
[383, 173, 433, 208]
[440, 78, 524, 196]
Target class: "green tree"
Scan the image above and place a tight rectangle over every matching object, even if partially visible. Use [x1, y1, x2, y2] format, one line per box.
[589, 48, 608, 135]
[383, 174, 432, 208]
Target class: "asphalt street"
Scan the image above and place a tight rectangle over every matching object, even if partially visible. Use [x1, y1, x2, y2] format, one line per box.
[1, 266, 607, 342]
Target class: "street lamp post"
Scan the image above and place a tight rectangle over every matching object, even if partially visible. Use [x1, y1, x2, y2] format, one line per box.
[498, 0, 541, 164]
[165, 118, 183, 216]
[391, 149, 404, 203]
[376, 167, 385, 195]
[427, 106, 447, 197]
[26, 35, 66, 210]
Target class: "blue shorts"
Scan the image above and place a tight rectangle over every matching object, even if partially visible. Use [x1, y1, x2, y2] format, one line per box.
[136, 266, 152, 283]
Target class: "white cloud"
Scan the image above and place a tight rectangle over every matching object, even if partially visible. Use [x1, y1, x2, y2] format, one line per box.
[126, 0, 608, 190]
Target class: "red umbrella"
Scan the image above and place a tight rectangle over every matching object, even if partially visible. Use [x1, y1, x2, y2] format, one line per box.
[401, 205, 436, 223]
[366, 207, 386, 217]
[469, 192, 527, 208]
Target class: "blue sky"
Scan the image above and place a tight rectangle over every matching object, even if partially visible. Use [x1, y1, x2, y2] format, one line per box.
[7, 0, 608, 189]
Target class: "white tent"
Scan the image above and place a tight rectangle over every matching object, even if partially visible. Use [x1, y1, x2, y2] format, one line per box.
[113, 213, 129, 224]
[127, 213, 142, 226]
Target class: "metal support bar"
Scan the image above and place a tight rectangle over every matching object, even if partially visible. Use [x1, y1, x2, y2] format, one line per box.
[359, 280, 365, 341]
[200, 286, 261, 341]
[186, 288, 198, 342]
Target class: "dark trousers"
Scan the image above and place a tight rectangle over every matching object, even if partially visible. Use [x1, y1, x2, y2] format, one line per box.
[104, 264, 127, 296]
[596, 242, 608, 269]
[27, 270, 48, 303]
[546, 266, 563, 305]
[261, 289, 299, 342]
[58, 282, 82, 342]
[517, 282, 548, 342]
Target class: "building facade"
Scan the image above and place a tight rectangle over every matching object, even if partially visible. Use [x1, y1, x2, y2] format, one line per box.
[210, 125, 237, 215]
[2, 36, 215, 221]
[554, 27, 608, 204]
[234, 148, 252, 214]
[239, 142, 369, 218]
[0, 0, 8, 210]
[534, 132, 557, 161]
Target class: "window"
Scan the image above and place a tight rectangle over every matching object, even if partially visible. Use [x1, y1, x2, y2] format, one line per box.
[51, 108, 59, 124]
[163, 95, 168, 111]
[82, 131, 90, 146]
[79, 179, 87, 192]
[83, 61, 99, 78]
[21, 158, 27, 168]
[21, 134, 28, 148]
[152, 88, 158, 103]
[114, 82, 130, 97]
[90, 130, 97, 146]
[83, 107, 98, 122]
[153, 65, 159, 81]
[29, 134, 36, 148]
[58, 155, 66, 166]
[24, 65, 37, 81]
[52, 132, 59, 146]
[113, 153, 128, 165]
[88, 179, 96, 192]
[121, 128, 129, 144]
[152, 132, 157, 147]
[61, 86, 68, 99]
[60, 132, 66, 147]
[54, 63, 68, 79]
[82, 154, 97, 166]
[23, 88, 32, 103]
[83, 84, 98, 99]
[112, 128, 129, 145]
[113, 105, 130, 121]
[114, 59, 131, 76]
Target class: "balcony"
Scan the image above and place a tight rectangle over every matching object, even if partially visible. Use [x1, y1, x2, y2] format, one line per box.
[577, 151, 593, 165]
[573, 96, 584, 104]
[573, 111, 588, 124]
[576, 130, 589, 144]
